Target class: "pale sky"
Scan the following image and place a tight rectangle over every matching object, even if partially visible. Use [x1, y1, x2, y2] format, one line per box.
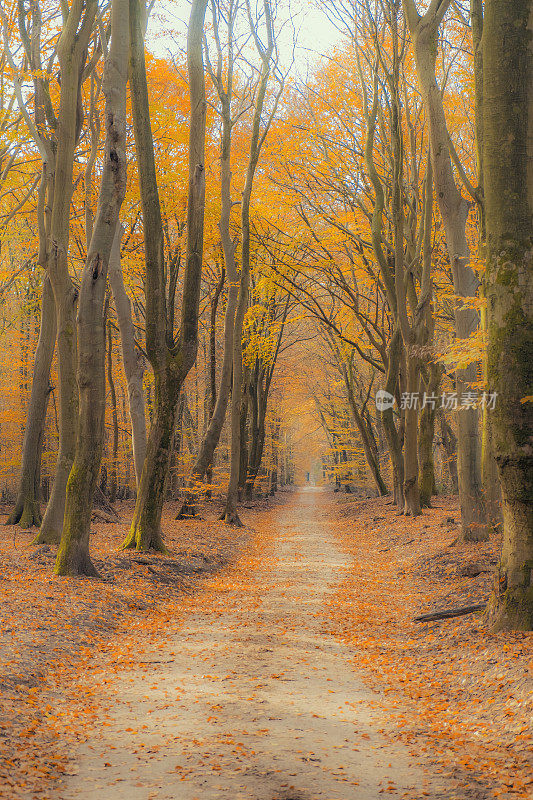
[148, 0, 344, 77]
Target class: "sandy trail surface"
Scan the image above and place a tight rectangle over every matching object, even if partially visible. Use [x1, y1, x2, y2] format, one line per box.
[55, 488, 451, 800]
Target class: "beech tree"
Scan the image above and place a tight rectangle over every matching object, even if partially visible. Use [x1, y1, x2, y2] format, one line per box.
[0, 1, 59, 530]
[483, 0, 533, 630]
[54, 0, 129, 576]
[177, 0, 241, 519]
[222, 0, 280, 525]
[401, 0, 489, 541]
[122, 0, 208, 551]
[39, 0, 99, 544]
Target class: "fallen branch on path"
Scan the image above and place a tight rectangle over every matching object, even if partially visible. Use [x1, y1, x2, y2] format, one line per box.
[414, 603, 486, 622]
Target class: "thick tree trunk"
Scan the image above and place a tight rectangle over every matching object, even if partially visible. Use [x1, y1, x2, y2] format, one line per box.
[123, 372, 180, 551]
[482, 401, 502, 529]
[108, 224, 147, 489]
[39, 279, 79, 544]
[402, 0, 489, 541]
[56, 0, 129, 577]
[483, 0, 533, 630]
[122, 0, 208, 550]
[39, 1, 97, 547]
[9, 276, 56, 530]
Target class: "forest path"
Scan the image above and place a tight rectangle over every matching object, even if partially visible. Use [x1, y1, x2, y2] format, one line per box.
[56, 488, 447, 800]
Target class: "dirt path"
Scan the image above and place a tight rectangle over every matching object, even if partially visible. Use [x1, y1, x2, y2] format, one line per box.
[54, 488, 451, 800]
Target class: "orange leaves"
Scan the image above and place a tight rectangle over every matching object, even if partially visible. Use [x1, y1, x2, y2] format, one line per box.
[325, 491, 533, 800]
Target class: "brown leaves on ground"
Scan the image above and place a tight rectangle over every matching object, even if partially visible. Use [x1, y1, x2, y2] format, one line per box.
[0, 496, 266, 799]
[325, 492, 532, 800]
[1, 490, 531, 800]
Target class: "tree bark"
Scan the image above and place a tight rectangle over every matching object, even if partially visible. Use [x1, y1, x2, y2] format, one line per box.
[108, 223, 147, 489]
[269, 418, 280, 495]
[122, 0, 208, 550]
[9, 276, 56, 530]
[419, 363, 440, 507]
[223, 2, 276, 524]
[483, 0, 533, 630]
[439, 410, 459, 493]
[204, 266, 224, 497]
[402, 0, 489, 540]
[107, 321, 119, 503]
[39, 0, 98, 546]
[381, 328, 405, 509]
[177, 58, 239, 517]
[55, 0, 129, 577]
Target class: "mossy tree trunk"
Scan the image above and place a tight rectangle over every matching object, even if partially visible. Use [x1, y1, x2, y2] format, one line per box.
[483, 0, 533, 630]
[122, 0, 208, 550]
[55, 0, 129, 577]
[39, 0, 98, 546]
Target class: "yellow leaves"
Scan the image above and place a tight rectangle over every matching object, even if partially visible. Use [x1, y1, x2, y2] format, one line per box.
[436, 329, 487, 371]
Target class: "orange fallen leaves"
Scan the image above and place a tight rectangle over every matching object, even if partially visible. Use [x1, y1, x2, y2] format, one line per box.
[325, 492, 532, 800]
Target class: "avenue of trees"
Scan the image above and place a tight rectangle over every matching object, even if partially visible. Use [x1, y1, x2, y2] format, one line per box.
[0, 0, 530, 630]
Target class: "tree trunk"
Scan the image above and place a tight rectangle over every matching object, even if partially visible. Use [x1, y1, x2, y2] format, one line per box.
[270, 419, 280, 495]
[9, 276, 56, 530]
[345, 372, 388, 496]
[55, 0, 129, 577]
[177, 81, 239, 518]
[483, 0, 533, 630]
[39, 0, 98, 547]
[108, 223, 147, 489]
[381, 328, 405, 509]
[222, 7, 275, 524]
[238, 367, 250, 501]
[402, 352, 421, 515]
[122, 0, 208, 550]
[107, 322, 119, 503]
[204, 267, 224, 497]
[124, 371, 180, 551]
[419, 363, 441, 507]
[402, 0, 489, 541]
[439, 411, 459, 494]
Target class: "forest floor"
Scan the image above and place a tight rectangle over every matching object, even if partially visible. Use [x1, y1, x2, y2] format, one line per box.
[0, 488, 530, 800]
